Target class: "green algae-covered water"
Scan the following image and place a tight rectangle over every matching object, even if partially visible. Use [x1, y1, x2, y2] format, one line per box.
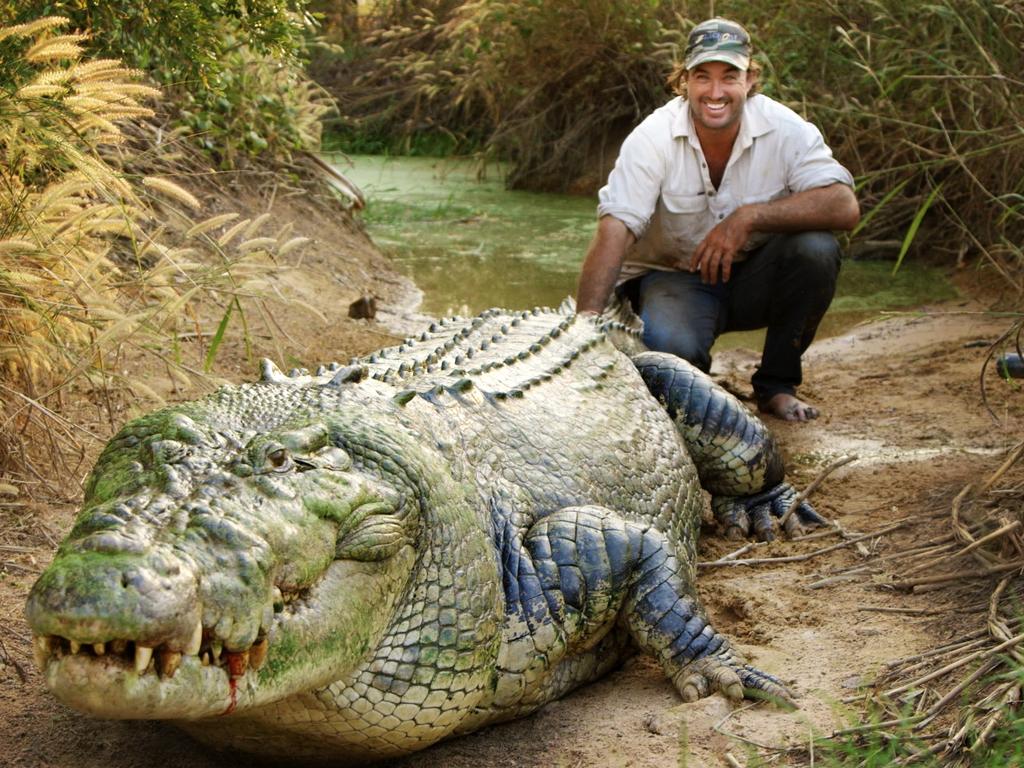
[331, 154, 956, 345]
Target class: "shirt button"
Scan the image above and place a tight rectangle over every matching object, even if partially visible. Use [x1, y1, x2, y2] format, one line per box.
[708, 191, 715, 197]
[718, 214, 724, 220]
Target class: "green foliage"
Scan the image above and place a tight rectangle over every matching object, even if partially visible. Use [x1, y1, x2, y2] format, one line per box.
[814, 715, 940, 767]
[2, 1, 309, 92]
[177, 30, 334, 166]
[986, 690, 1024, 764]
[812, 636, 1024, 766]
[2, 1, 329, 166]
[321, 124, 463, 158]
[814, 703, 1024, 768]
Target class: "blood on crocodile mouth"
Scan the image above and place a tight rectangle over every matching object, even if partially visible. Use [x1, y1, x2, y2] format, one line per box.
[31, 628, 269, 680]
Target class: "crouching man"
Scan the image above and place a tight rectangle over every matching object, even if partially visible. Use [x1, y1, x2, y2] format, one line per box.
[576, 17, 860, 421]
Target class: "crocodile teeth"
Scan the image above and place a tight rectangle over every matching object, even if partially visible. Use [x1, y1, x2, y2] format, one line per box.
[156, 649, 182, 679]
[93, 642, 105, 656]
[250, 638, 268, 671]
[186, 620, 203, 656]
[134, 645, 153, 674]
[226, 650, 249, 679]
[69, 640, 81, 654]
[33, 636, 52, 668]
[201, 652, 210, 666]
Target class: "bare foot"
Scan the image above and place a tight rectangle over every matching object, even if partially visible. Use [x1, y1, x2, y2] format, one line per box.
[758, 393, 820, 422]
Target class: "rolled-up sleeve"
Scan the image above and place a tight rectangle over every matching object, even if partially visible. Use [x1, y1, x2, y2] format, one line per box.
[597, 129, 664, 240]
[787, 123, 854, 192]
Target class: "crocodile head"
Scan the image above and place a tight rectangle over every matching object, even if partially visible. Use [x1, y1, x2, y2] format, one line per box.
[25, 371, 426, 719]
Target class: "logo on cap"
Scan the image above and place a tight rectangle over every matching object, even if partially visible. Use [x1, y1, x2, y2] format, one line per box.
[684, 18, 751, 71]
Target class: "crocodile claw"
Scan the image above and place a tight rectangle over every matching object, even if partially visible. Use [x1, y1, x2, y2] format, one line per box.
[673, 654, 795, 707]
[712, 482, 825, 541]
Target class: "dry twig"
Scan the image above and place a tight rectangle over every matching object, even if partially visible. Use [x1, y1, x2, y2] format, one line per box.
[700, 519, 909, 569]
[777, 454, 859, 528]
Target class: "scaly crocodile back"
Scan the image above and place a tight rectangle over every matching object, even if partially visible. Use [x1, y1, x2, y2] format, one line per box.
[261, 298, 646, 402]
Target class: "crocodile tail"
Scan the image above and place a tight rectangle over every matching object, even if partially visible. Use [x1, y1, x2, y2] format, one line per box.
[599, 293, 640, 328]
[597, 295, 645, 355]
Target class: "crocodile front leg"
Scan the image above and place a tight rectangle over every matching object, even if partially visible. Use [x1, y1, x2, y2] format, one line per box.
[521, 506, 792, 704]
[632, 351, 825, 540]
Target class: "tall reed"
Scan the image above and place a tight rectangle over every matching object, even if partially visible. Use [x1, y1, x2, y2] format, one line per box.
[747, 0, 1024, 282]
[322, 0, 682, 189]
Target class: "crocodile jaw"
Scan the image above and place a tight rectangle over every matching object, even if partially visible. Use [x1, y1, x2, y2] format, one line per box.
[39, 651, 233, 719]
[30, 551, 415, 719]
[25, 393, 421, 719]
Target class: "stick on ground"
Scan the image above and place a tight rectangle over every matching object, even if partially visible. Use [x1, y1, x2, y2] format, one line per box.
[778, 454, 859, 528]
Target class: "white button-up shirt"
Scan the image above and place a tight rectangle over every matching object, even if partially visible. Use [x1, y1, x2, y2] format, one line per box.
[597, 94, 855, 283]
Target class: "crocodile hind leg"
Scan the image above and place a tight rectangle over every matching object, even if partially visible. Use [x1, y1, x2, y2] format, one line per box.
[521, 506, 792, 704]
[632, 351, 825, 541]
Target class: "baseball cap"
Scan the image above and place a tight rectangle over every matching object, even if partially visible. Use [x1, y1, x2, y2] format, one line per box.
[684, 18, 751, 71]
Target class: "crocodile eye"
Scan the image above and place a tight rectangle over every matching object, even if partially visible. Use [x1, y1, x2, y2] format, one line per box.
[245, 438, 297, 474]
[267, 447, 290, 470]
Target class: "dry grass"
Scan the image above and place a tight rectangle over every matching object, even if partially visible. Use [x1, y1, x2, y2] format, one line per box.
[830, 444, 1024, 764]
[0, 17, 315, 490]
[761, 0, 1024, 290]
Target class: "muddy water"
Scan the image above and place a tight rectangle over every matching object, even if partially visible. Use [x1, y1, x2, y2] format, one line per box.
[332, 154, 956, 347]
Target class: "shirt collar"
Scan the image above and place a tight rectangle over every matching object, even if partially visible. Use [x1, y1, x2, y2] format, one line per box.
[672, 95, 776, 148]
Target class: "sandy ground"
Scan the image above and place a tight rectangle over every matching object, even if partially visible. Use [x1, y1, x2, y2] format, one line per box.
[1, 186, 1021, 768]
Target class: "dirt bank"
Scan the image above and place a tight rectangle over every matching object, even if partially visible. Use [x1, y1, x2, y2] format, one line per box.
[1, 177, 1021, 767]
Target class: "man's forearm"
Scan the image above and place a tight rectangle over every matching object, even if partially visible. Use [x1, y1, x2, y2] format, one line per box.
[576, 216, 635, 315]
[743, 183, 860, 234]
[689, 183, 859, 283]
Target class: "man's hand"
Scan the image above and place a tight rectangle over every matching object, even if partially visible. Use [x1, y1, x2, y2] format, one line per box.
[688, 207, 754, 284]
[687, 184, 861, 285]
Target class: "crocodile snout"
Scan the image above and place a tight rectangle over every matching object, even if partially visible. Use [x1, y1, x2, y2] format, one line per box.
[26, 547, 201, 654]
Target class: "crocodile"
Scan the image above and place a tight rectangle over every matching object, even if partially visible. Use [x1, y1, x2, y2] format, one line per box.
[26, 300, 821, 763]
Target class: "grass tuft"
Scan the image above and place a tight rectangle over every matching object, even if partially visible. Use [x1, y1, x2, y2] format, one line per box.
[141, 176, 202, 209]
[0, 16, 314, 487]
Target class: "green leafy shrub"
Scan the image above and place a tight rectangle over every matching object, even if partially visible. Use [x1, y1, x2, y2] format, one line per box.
[1, 1, 309, 97]
[178, 29, 334, 166]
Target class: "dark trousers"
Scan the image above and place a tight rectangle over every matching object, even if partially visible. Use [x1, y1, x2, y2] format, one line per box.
[619, 232, 841, 401]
